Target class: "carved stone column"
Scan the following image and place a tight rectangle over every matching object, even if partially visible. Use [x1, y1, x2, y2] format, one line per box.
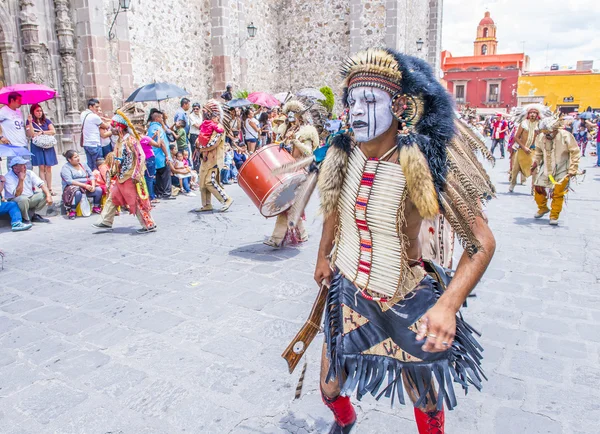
[19, 0, 45, 84]
[54, 0, 79, 121]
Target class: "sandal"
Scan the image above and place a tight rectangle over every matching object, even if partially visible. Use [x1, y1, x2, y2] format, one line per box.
[263, 238, 282, 249]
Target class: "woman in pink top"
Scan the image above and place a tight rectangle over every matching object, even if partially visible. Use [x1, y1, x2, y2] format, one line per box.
[140, 132, 162, 202]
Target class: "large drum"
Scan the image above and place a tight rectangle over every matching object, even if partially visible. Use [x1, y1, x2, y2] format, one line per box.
[238, 144, 307, 217]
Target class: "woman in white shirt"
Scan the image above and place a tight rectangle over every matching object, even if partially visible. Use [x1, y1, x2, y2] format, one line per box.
[242, 107, 260, 153]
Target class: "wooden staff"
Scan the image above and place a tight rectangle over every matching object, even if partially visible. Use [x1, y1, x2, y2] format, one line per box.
[282, 283, 329, 374]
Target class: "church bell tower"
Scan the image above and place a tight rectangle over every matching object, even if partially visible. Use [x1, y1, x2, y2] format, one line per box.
[474, 11, 497, 56]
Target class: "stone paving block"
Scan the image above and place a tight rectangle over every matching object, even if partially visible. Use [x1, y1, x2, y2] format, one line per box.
[537, 336, 588, 359]
[0, 292, 23, 307]
[80, 323, 132, 349]
[14, 380, 88, 425]
[575, 322, 600, 343]
[0, 325, 49, 348]
[49, 350, 111, 379]
[481, 372, 526, 401]
[571, 363, 600, 389]
[0, 362, 45, 397]
[83, 363, 147, 398]
[0, 351, 16, 367]
[19, 337, 74, 365]
[48, 312, 98, 336]
[494, 407, 562, 434]
[481, 324, 530, 347]
[135, 310, 186, 333]
[21, 305, 71, 323]
[527, 384, 600, 433]
[201, 334, 265, 361]
[126, 379, 189, 418]
[0, 316, 22, 335]
[524, 315, 570, 336]
[230, 290, 275, 311]
[508, 350, 566, 382]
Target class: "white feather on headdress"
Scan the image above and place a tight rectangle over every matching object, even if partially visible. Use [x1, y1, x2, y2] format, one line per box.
[511, 103, 552, 125]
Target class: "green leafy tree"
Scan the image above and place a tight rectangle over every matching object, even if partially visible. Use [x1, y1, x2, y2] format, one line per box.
[234, 90, 249, 99]
[319, 86, 335, 113]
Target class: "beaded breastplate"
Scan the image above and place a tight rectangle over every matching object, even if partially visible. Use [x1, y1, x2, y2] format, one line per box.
[332, 147, 425, 301]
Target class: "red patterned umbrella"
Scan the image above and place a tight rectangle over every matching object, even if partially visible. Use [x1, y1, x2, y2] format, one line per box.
[247, 91, 280, 108]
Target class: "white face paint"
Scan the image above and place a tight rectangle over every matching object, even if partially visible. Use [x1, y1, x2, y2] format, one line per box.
[347, 86, 393, 143]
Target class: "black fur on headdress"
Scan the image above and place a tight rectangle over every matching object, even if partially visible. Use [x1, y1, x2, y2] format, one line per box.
[388, 50, 454, 195]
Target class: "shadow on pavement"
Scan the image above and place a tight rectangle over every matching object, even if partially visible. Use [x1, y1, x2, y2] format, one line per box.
[229, 242, 301, 262]
[513, 217, 552, 226]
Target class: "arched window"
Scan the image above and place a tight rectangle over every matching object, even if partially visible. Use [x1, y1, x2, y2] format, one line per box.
[481, 44, 488, 55]
[483, 28, 488, 38]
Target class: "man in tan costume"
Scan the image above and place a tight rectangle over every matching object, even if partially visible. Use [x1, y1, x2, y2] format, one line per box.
[195, 100, 233, 213]
[509, 105, 544, 193]
[532, 117, 580, 226]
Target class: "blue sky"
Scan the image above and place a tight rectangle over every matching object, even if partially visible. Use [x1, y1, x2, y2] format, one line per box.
[442, 0, 599, 71]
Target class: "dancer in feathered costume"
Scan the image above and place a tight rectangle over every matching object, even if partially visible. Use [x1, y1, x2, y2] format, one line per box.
[263, 99, 323, 247]
[508, 104, 551, 193]
[194, 99, 234, 213]
[532, 116, 580, 226]
[93, 110, 156, 233]
[282, 48, 496, 434]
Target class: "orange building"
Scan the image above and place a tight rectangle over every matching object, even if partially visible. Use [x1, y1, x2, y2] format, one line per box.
[441, 12, 529, 114]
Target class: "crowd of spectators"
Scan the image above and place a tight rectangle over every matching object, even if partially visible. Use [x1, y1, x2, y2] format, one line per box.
[0, 87, 349, 233]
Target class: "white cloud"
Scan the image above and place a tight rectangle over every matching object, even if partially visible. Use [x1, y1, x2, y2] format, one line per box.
[442, 0, 600, 70]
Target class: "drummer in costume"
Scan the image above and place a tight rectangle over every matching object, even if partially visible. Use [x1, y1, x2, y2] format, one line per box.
[194, 100, 234, 213]
[509, 104, 551, 193]
[93, 110, 156, 233]
[289, 49, 496, 434]
[263, 99, 322, 247]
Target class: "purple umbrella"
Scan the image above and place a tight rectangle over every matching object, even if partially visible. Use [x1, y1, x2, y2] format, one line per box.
[0, 83, 56, 105]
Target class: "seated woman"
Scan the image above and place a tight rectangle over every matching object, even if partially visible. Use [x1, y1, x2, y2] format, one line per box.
[60, 150, 103, 220]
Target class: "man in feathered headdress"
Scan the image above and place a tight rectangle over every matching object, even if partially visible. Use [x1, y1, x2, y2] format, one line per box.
[294, 49, 496, 434]
[531, 116, 580, 225]
[194, 99, 233, 212]
[509, 104, 549, 193]
[93, 110, 156, 233]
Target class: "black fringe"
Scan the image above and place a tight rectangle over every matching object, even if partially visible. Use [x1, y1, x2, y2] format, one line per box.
[324, 275, 485, 411]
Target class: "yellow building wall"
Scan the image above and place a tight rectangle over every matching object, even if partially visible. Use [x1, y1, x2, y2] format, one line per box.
[518, 73, 600, 111]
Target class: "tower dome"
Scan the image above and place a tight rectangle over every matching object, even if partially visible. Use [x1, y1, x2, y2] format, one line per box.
[479, 12, 494, 26]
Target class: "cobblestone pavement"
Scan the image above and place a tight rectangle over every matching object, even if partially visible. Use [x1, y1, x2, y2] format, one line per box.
[0, 151, 599, 434]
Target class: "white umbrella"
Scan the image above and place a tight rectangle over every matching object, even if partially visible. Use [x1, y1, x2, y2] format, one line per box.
[274, 92, 291, 104]
[297, 88, 325, 100]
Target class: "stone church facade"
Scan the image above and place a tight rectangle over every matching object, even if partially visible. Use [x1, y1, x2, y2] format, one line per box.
[0, 0, 443, 151]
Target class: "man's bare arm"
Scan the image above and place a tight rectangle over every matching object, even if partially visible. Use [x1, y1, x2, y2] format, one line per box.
[417, 215, 496, 352]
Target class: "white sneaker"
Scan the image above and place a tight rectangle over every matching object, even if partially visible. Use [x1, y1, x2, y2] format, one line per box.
[534, 209, 550, 219]
[549, 219, 558, 226]
[183, 191, 196, 197]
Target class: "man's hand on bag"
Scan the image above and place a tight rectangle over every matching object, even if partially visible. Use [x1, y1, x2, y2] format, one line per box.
[416, 301, 456, 353]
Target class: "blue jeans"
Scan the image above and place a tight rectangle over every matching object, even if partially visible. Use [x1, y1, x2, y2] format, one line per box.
[0, 201, 22, 225]
[171, 176, 191, 193]
[84, 146, 102, 171]
[72, 187, 103, 208]
[101, 143, 113, 157]
[233, 151, 247, 170]
[144, 156, 156, 200]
